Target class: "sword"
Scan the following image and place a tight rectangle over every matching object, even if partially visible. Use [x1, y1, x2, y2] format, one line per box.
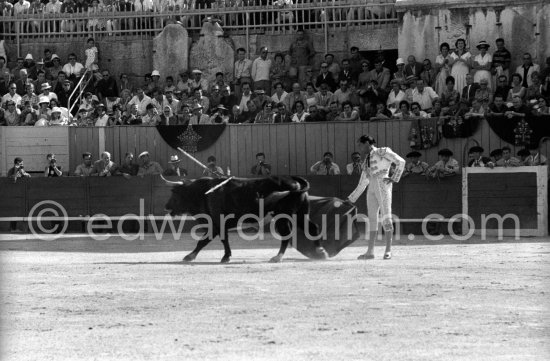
[177, 147, 225, 178]
[205, 176, 234, 194]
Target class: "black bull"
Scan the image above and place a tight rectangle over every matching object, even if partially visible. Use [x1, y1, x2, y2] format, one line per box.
[164, 176, 359, 263]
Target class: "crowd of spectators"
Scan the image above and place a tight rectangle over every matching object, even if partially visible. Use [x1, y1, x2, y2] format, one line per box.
[1, 35, 549, 127]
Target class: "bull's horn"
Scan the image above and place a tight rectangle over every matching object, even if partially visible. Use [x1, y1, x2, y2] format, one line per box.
[160, 174, 184, 185]
[264, 191, 290, 205]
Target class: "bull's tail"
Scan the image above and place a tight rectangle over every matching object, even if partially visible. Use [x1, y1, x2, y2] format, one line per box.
[290, 176, 311, 193]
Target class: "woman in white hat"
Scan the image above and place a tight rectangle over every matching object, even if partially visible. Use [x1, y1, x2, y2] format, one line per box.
[49, 107, 69, 126]
[473, 40, 492, 89]
[434, 42, 452, 96]
[94, 103, 110, 126]
[37, 96, 51, 123]
[393, 58, 406, 84]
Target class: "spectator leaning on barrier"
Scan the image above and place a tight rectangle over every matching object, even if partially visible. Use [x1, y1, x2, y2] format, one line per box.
[137, 151, 163, 176]
[489, 149, 503, 165]
[497, 146, 521, 167]
[7, 157, 31, 181]
[44, 153, 62, 177]
[426, 148, 459, 178]
[203, 156, 224, 177]
[163, 155, 187, 177]
[467, 146, 494, 167]
[310, 152, 340, 175]
[116, 152, 139, 178]
[74, 152, 95, 176]
[525, 144, 547, 166]
[93, 151, 118, 176]
[404, 151, 429, 176]
[251, 152, 272, 176]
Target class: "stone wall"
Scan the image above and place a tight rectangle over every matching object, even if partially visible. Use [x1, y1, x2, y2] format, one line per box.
[11, 26, 399, 81]
[397, 3, 549, 72]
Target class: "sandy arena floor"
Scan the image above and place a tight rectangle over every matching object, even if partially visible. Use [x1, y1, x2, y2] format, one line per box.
[1, 234, 549, 361]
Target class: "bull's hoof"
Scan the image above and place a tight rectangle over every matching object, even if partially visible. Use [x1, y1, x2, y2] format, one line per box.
[183, 252, 197, 262]
[220, 255, 231, 263]
[269, 254, 283, 263]
[314, 247, 329, 260]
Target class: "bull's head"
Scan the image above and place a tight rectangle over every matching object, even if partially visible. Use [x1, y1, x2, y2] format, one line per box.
[162, 176, 208, 216]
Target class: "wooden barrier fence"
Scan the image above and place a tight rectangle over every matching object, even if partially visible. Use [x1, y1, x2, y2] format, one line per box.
[1, 119, 550, 177]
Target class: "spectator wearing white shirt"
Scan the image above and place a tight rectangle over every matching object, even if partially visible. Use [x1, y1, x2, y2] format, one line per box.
[238, 81, 253, 113]
[14, 0, 30, 14]
[386, 79, 405, 110]
[412, 78, 438, 111]
[233, 47, 253, 98]
[251, 47, 272, 95]
[128, 87, 152, 115]
[40, 83, 58, 102]
[271, 81, 288, 104]
[189, 69, 209, 94]
[62, 53, 85, 82]
[2, 83, 22, 109]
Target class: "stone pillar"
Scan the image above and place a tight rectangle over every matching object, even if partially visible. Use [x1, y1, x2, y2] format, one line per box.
[153, 24, 189, 82]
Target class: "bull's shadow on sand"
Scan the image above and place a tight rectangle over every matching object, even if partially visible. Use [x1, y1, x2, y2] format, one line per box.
[96, 258, 313, 266]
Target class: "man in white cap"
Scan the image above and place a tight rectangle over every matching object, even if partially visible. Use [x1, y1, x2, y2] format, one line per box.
[23, 53, 37, 79]
[137, 151, 163, 176]
[40, 83, 58, 101]
[2, 83, 22, 109]
[49, 54, 63, 80]
[162, 155, 187, 177]
[150, 69, 162, 90]
[393, 58, 406, 83]
[190, 69, 208, 94]
[251, 46, 272, 95]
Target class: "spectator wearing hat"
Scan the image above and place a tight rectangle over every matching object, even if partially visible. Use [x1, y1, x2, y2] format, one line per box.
[251, 46, 272, 96]
[316, 62, 337, 92]
[310, 151, 340, 175]
[150, 70, 162, 90]
[392, 58, 405, 84]
[467, 146, 493, 167]
[50, 107, 69, 126]
[2, 83, 22, 109]
[251, 152, 272, 176]
[496, 146, 520, 167]
[426, 149, 459, 178]
[49, 54, 63, 80]
[3, 100, 21, 126]
[525, 144, 547, 166]
[489, 148, 504, 165]
[74, 152, 95, 176]
[412, 78, 438, 111]
[404, 151, 429, 176]
[40, 82, 58, 102]
[190, 69, 209, 94]
[346, 152, 362, 176]
[189, 104, 210, 124]
[210, 104, 230, 124]
[163, 155, 187, 177]
[23, 53, 37, 80]
[137, 151, 163, 176]
[128, 87, 152, 115]
[94, 104, 110, 126]
[516, 53, 540, 88]
[62, 53, 84, 82]
[203, 155, 224, 177]
[472, 41, 492, 88]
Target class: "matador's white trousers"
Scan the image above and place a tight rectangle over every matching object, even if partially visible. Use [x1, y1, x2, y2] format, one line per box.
[366, 176, 394, 233]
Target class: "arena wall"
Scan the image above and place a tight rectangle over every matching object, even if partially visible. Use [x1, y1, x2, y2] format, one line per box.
[2, 120, 550, 177]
